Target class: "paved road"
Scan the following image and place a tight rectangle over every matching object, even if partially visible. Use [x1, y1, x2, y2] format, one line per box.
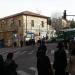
[0, 43, 70, 75]
[0, 43, 57, 75]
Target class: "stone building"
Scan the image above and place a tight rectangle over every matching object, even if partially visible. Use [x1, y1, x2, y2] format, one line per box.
[0, 11, 49, 47]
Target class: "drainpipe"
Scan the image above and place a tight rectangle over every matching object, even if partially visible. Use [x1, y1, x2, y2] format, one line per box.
[26, 15, 27, 36]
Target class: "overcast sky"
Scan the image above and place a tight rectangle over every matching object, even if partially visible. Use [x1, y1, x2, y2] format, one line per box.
[0, 0, 75, 20]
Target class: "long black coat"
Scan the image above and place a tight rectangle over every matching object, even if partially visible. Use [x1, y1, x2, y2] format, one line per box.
[5, 59, 18, 75]
[36, 45, 47, 57]
[0, 62, 5, 75]
[37, 55, 53, 75]
[53, 48, 67, 75]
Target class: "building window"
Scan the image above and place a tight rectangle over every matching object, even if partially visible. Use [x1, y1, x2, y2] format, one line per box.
[11, 23, 13, 27]
[31, 20, 34, 27]
[1, 23, 2, 28]
[11, 18, 14, 24]
[18, 20, 21, 27]
[2, 20, 5, 23]
[41, 21, 44, 27]
[1, 21, 4, 28]
[10, 18, 14, 27]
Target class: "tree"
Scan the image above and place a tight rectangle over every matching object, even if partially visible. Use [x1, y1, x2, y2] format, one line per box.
[51, 12, 63, 33]
[70, 20, 75, 28]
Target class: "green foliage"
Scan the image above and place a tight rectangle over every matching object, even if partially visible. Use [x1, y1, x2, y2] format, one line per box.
[70, 20, 75, 28]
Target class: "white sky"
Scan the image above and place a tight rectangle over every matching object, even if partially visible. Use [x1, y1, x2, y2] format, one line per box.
[0, 0, 75, 20]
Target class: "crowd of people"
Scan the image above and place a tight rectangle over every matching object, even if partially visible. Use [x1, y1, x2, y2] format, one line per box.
[13, 40, 24, 48]
[0, 53, 18, 75]
[13, 39, 35, 47]
[36, 39, 72, 75]
[1, 38, 75, 75]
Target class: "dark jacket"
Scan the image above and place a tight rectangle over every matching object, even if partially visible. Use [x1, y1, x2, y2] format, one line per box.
[5, 59, 18, 75]
[0, 61, 5, 75]
[37, 55, 53, 75]
[36, 45, 47, 57]
[53, 48, 67, 70]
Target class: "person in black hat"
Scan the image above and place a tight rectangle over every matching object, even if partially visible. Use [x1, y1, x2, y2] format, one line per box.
[36, 43, 53, 75]
[5, 53, 18, 75]
[36, 39, 47, 57]
[53, 42, 67, 75]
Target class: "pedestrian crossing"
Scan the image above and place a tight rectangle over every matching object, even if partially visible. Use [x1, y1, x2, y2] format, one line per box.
[17, 70, 30, 75]
[29, 67, 38, 75]
[17, 67, 37, 75]
[0, 47, 36, 60]
[0, 47, 70, 61]
[28, 50, 34, 55]
[20, 51, 27, 55]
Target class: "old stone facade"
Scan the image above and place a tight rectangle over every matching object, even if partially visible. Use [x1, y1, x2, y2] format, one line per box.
[0, 11, 49, 47]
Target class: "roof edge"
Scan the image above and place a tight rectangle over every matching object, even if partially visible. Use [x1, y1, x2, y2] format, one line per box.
[0, 11, 48, 20]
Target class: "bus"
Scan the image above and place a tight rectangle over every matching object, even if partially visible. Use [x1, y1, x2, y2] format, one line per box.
[56, 28, 75, 41]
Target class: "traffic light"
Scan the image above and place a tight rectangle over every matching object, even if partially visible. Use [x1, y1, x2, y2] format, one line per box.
[63, 10, 66, 20]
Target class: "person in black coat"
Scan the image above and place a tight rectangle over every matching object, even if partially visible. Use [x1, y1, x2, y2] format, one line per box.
[53, 42, 67, 75]
[37, 41, 53, 75]
[36, 39, 47, 57]
[20, 40, 23, 47]
[5, 53, 18, 75]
